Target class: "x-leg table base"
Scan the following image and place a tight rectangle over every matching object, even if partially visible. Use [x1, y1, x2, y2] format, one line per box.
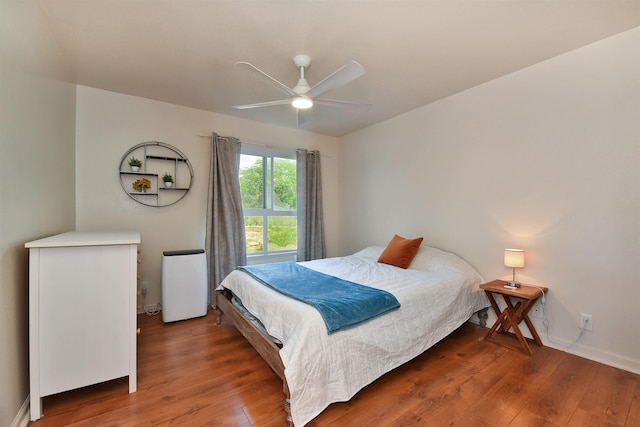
[480, 280, 547, 355]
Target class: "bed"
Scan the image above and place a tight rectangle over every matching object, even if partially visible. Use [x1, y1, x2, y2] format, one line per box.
[215, 244, 489, 426]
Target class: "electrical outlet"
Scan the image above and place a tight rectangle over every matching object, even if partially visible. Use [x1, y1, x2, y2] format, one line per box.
[141, 281, 148, 298]
[580, 313, 593, 331]
[531, 301, 543, 318]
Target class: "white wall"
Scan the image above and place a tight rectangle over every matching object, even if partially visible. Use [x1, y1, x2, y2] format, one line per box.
[339, 28, 640, 373]
[75, 86, 340, 307]
[0, 1, 77, 426]
[3, 8, 636, 426]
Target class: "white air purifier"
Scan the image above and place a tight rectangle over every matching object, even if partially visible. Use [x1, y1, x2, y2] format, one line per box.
[161, 249, 207, 323]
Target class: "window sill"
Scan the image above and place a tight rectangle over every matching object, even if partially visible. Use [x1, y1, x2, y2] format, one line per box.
[246, 252, 297, 265]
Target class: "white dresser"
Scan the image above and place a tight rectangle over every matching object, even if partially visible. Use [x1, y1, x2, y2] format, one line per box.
[26, 231, 140, 421]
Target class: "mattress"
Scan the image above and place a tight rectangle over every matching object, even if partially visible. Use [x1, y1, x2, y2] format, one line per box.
[218, 245, 488, 426]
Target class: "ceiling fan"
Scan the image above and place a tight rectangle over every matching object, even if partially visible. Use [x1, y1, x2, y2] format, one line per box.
[233, 54, 371, 124]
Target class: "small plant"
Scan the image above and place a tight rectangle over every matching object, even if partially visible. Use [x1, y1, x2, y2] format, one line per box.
[162, 173, 174, 183]
[132, 178, 152, 192]
[128, 156, 142, 167]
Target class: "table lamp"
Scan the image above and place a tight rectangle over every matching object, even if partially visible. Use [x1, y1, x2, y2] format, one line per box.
[504, 248, 525, 289]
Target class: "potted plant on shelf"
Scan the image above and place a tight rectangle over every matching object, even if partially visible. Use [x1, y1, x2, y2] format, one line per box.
[132, 178, 152, 193]
[162, 173, 174, 188]
[128, 156, 142, 172]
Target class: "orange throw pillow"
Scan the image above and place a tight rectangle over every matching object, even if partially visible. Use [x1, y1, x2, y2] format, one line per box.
[378, 235, 424, 269]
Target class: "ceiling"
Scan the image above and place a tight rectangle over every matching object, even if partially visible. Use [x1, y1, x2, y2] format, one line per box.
[37, 1, 640, 137]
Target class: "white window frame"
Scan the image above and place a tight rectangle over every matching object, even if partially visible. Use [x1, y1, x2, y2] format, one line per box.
[240, 147, 297, 265]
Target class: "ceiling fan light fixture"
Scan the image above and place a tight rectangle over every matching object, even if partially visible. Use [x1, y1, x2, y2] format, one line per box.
[234, 55, 368, 120]
[292, 96, 313, 109]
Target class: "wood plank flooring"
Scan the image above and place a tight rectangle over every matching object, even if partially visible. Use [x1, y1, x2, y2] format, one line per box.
[29, 310, 640, 427]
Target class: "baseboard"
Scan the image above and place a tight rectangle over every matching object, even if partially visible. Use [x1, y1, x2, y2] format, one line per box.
[11, 396, 29, 427]
[544, 335, 640, 375]
[477, 309, 640, 375]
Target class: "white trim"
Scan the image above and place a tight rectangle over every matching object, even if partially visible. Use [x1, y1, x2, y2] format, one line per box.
[543, 335, 640, 375]
[11, 397, 29, 427]
[480, 309, 640, 374]
[246, 251, 297, 265]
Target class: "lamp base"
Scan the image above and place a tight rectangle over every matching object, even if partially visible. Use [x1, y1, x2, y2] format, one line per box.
[504, 281, 521, 289]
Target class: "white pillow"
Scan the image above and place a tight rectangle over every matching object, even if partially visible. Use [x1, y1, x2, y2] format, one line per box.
[351, 246, 385, 260]
[410, 246, 483, 280]
[354, 245, 482, 280]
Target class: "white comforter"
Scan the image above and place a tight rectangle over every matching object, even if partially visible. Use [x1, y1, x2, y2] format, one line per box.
[218, 245, 488, 426]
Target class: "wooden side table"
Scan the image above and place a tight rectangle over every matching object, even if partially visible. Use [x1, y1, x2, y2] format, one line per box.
[480, 279, 548, 355]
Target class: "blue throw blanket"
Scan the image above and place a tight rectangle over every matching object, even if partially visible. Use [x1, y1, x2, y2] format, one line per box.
[238, 262, 400, 334]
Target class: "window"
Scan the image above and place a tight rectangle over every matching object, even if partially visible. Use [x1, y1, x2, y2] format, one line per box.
[239, 148, 297, 262]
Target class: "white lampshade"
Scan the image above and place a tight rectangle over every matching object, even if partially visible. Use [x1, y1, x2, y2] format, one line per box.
[504, 249, 525, 268]
[291, 96, 313, 109]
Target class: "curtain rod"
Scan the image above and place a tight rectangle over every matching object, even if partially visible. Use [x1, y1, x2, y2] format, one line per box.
[198, 133, 278, 149]
[198, 133, 332, 158]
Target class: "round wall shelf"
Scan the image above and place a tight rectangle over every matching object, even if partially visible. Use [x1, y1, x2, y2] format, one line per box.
[119, 141, 194, 207]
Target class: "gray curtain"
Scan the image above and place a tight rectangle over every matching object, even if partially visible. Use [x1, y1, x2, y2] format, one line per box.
[296, 149, 326, 261]
[205, 133, 246, 306]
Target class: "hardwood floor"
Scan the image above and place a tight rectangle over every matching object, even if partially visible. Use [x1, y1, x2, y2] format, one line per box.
[29, 310, 640, 427]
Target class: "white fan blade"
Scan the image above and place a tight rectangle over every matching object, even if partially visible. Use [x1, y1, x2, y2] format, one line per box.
[237, 62, 297, 97]
[233, 99, 291, 109]
[306, 61, 366, 99]
[314, 98, 372, 113]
